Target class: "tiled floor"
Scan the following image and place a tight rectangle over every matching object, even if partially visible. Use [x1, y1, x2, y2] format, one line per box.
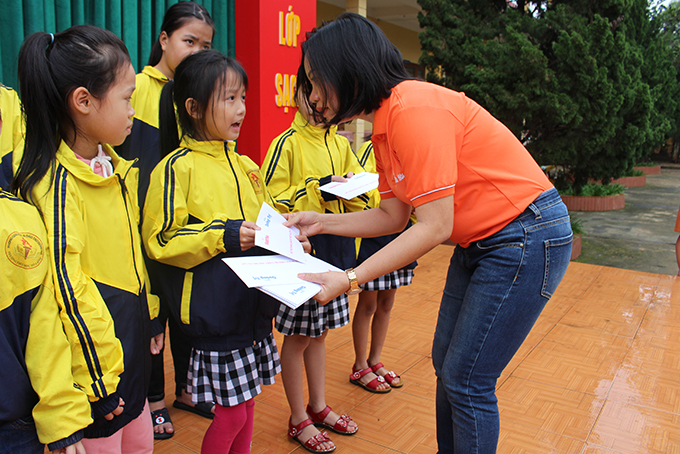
[153, 243, 680, 453]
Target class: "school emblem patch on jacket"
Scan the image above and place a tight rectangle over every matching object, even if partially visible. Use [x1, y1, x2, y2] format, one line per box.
[247, 168, 264, 195]
[5, 231, 44, 269]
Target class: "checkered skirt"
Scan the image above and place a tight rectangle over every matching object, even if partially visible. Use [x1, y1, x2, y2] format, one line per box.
[275, 294, 350, 337]
[187, 333, 281, 407]
[360, 268, 414, 291]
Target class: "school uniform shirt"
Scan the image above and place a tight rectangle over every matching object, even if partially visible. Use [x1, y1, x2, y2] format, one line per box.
[116, 65, 169, 206]
[0, 84, 24, 190]
[0, 190, 92, 450]
[371, 79, 552, 247]
[30, 141, 160, 438]
[262, 111, 372, 270]
[142, 138, 281, 351]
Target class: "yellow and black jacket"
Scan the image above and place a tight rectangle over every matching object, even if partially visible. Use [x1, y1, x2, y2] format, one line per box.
[1, 190, 92, 450]
[0, 84, 24, 190]
[30, 141, 160, 438]
[116, 65, 169, 206]
[143, 138, 280, 351]
[262, 112, 372, 270]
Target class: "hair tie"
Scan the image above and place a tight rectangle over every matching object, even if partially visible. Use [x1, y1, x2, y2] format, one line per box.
[46, 33, 55, 50]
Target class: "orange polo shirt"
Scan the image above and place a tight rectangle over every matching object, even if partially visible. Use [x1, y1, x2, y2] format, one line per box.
[371, 80, 552, 247]
[675, 207, 680, 233]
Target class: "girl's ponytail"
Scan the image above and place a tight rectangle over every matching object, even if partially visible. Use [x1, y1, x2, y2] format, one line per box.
[159, 80, 180, 158]
[13, 32, 65, 203]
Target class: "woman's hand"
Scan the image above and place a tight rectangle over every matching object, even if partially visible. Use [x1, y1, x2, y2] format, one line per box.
[298, 270, 349, 304]
[239, 221, 260, 251]
[150, 332, 164, 355]
[283, 211, 324, 238]
[104, 398, 125, 421]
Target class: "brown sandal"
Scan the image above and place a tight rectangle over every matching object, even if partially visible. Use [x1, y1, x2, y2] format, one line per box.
[370, 362, 403, 388]
[350, 365, 391, 393]
[306, 404, 358, 435]
[288, 418, 336, 453]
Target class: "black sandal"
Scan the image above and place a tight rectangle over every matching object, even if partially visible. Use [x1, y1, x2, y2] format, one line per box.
[151, 407, 174, 440]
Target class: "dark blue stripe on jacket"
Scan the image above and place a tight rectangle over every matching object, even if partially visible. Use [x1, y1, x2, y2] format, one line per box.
[52, 165, 106, 398]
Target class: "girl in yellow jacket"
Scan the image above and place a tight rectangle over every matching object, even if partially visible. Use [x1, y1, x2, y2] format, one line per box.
[0, 84, 23, 189]
[116, 2, 216, 438]
[351, 140, 417, 394]
[0, 191, 92, 453]
[143, 50, 304, 454]
[13, 25, 161, 453]
[261, 89, 371, 453]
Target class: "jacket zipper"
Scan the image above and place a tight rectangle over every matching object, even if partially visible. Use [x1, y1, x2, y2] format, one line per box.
[117, 165, 143, 291]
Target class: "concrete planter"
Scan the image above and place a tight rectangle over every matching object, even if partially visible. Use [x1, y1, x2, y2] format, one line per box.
[570, 234, 582, 260]
[634, 165, 661, 175]
[612, 175, 646, 188]
[561, 194, 625, 211]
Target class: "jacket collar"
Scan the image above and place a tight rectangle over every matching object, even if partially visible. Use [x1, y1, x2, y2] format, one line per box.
[180, 136, 235, 158]
[56, 141, 132, 184]
[291, 111, 338, 143]
[141, 65, 170, 83]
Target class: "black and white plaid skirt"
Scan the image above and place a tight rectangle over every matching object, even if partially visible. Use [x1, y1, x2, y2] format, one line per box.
[275, 294, 350, 337]
[187, 332, 281, 407]
[360, 268, 414, 291]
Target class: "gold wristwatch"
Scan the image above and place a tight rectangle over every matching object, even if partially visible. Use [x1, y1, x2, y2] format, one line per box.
[345, 268, 362, 295]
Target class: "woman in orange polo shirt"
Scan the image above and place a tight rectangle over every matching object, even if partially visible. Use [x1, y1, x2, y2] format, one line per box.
[286, 13, 573, 454]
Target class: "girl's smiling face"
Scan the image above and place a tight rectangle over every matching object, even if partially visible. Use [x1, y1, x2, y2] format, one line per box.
[200, 70, 247, 142]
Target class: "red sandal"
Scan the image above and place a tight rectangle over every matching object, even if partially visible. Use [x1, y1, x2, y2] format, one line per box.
[370, 362, 403, 388]
[350, 365, 391, 393]
[306, 404, 358, 436]
[288, 418, 336, 453]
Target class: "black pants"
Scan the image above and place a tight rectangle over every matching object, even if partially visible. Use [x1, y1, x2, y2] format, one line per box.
[148, 299, 192, 402]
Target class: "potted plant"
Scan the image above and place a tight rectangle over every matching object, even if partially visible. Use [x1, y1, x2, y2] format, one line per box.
[559, 182, 626, 211]
[570, 215, 584, 260]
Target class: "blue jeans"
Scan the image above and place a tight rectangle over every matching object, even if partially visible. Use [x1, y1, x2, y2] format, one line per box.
[432, 188, 572, 454]
[0, 416, 44, 454]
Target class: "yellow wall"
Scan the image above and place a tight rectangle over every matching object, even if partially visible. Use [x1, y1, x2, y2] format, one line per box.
[316, 1, 422, 64]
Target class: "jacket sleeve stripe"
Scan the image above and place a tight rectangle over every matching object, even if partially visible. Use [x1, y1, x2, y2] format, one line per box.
[52, 165, 107, 398]
[358, 143, 373, 167]
[264, 129, 295, 186]
[158, 149, 191, 248]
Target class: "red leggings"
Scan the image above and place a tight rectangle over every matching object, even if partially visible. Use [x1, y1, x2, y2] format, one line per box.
[201, 399, 254, 454]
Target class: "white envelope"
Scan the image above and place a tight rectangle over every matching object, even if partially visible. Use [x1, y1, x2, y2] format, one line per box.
[222, 253, 342, 288]
[259, 282, 321, 309]
[254, 201, 306, 263]
[318, 172, 379, 200]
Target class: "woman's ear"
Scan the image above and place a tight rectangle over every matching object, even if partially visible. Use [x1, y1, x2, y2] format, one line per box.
[159, 31, 169, 52]
[185, 98, 201, 119]
[69, 87, 93, 115]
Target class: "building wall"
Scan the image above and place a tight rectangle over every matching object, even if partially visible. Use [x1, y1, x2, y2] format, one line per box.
[316, 1, 421, 64]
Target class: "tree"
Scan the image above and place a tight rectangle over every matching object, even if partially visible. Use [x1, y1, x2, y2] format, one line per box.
[418, 0, 678, 192]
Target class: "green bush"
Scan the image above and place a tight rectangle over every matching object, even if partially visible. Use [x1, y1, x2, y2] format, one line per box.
[559, 183, 626, 197]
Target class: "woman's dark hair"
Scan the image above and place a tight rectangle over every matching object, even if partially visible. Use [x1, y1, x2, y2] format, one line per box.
[159, 49, 247, 157]
[298, 12, 411, 126]
[13, 25, 131, 204]
[148, 1, 215, 66]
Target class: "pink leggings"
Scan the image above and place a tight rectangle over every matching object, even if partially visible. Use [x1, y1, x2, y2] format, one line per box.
[81, 400, 153, 454]
[201, 399, 254, 454]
